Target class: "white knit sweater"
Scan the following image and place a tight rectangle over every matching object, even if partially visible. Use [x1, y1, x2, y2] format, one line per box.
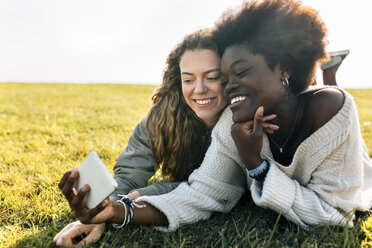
[137, 89, 372, 231]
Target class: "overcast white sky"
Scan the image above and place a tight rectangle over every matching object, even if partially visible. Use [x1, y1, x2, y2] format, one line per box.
[0, 0, 371, 88]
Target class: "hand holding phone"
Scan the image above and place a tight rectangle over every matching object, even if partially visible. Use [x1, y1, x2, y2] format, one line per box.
[75, 152, 118, 209]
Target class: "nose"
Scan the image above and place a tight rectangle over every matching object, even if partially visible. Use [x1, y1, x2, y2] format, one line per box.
[225, 78, 239, 93]
[194, 78, 207, 94]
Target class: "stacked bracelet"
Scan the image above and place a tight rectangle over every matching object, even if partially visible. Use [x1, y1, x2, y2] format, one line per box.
[247, 159, 270, 181]
[112, 195, 146, 229]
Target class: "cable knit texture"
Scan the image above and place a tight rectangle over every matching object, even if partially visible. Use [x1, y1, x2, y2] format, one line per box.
[137, 88, 372, 231]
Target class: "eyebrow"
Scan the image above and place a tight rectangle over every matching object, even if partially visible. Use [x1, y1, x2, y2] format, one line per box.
[230, 59, 247, 68]
[181, 68, 220, 76]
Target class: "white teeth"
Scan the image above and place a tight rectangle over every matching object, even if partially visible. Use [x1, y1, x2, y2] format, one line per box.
[230, 96, 247, 105]
[196, 99, 211, 105]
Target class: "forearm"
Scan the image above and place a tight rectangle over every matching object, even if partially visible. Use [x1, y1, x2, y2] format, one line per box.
[110, 201, 168, 226]
[131, 202, 169, 226]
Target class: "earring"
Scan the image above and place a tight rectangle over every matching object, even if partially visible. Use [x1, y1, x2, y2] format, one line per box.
[281, 74, 290, 88]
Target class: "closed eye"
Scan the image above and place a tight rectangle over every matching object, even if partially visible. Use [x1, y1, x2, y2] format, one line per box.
[207, 76, 220, 81]
[182, 79, 194, 84]
[236, 68, 250, 77]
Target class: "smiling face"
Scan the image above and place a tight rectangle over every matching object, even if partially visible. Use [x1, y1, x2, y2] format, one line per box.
[180, 49, 227, 127]
[221, 44, 286, 123]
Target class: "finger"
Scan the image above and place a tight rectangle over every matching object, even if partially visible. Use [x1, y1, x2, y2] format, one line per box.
[55, 232, 74, 248]
[244, 121, 253, 132]
[127, 191, 140, 201]
[262, 114, 277, 122]
[53, 230, 63, 242]
[262, 123, 279, 132]
[58, 170, 72, 190]
[53, 228, 67, 242]
[232, 121, 253, 133]
[70, 184, 90, 211]
[253, 106, 264, 135]
[76, 225, 104, 247]
[264, 128, 274, 134]
[56, 224, 87, 248]
[61, 170, 79, 203]
[54, 221, 77, 242]
[54, 221, 80, 243]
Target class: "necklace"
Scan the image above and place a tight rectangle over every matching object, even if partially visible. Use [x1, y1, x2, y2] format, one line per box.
[268, 99, 301, 153]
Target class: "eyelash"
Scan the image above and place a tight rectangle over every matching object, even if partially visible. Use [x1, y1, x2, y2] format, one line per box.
[207, 76, 220, 81]
[182, 75, 220, 83]
[220, 68, 249, 86]
[182, 79, 193, 84]
[236, 68, 250, 77]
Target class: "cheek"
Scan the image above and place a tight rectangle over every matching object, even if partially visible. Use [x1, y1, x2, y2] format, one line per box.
[181, 84, 192, 100]
[213, 83, 227, 108]
[210, 82, 224, 99]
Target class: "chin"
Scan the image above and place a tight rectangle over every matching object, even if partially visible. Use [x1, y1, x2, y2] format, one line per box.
[232, 114, 244, 124]
[232, 111, 254, 124]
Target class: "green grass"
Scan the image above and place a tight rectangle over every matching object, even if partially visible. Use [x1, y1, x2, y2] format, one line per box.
[0, 83, 371, 248]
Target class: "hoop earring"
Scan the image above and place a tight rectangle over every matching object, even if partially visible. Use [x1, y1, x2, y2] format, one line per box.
[282, 76, 289, 88]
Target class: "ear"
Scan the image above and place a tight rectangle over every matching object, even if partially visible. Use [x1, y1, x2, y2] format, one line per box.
[275, 64, 291, 79]
[281, 71, 291, 80]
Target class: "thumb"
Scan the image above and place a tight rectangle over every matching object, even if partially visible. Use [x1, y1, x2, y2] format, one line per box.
[253, 106, 264, 135]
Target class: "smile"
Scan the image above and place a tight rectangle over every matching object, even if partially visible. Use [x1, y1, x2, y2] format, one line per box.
[230, 95, 247, 105]
[195, 98, 213, 105]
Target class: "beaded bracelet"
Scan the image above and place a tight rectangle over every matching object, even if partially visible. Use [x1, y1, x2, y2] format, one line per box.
[247, 159, 270, 181]
[112, 195, 146, 228]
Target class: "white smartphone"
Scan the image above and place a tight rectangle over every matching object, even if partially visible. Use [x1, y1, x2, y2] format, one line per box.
[75, 152, 118, 209]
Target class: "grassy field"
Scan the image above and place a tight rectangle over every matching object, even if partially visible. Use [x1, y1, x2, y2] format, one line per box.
[0, 83, 371, 248]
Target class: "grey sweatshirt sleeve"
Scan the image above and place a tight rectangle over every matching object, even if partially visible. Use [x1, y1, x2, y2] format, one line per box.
[133, 182, 182, 196]
[110, 117, 156, 201]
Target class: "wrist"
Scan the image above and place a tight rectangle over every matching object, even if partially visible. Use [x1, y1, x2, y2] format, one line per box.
[243, 156, 263, 170]
[112, 201, 128, 224]
[247, 159, 270, 181]
[112, 196, 146, 229]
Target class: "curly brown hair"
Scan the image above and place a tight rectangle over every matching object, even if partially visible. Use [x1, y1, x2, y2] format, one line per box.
[213, 0, 329, 93]
[146, 29, 219, 182]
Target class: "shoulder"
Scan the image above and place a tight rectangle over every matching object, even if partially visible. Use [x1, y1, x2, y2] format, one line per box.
[128, 116, 151, 143]
[304, 87, 345, 130]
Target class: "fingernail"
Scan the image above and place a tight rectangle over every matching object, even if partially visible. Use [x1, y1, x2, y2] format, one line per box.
[83, 184, 90, 192]
[258, 106, 264, 115]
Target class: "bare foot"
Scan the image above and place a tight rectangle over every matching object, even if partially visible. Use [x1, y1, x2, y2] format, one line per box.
[321, 50, 349, 86]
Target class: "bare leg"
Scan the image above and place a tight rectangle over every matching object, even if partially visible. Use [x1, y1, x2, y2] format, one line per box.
[321, 50, 349, 86]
